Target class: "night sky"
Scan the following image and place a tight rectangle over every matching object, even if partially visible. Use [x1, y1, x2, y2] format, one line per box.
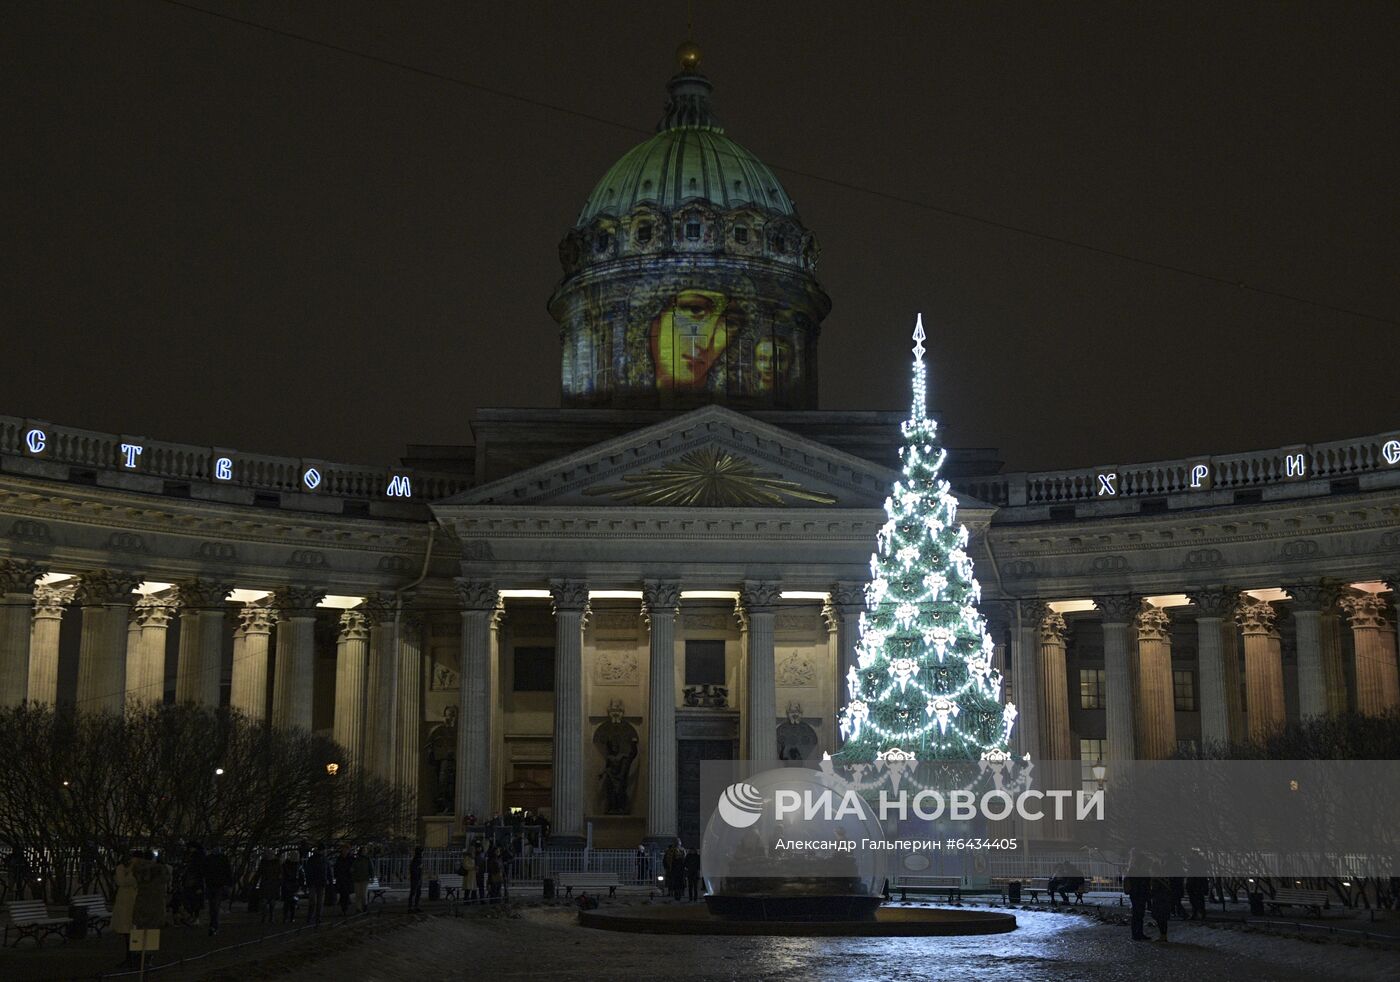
[7, 2, 1397, 473]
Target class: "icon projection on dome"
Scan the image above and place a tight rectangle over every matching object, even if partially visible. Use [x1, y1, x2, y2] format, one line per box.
[561, 270, 810, 407]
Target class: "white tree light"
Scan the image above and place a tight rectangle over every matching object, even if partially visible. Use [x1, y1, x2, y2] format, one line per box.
[836, 314, 1019, 762]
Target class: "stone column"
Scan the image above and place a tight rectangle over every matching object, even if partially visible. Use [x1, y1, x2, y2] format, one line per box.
[124, 614, 142, 705]
[642, 580, 680, 846]
[549, 579, 590, 845]
[174, 579, 231, 706]
[395, 613, 424, 810]
[1339, 591, 1400, 715]
[1133, 601, 1176, 760]
[1010, 600, 1045, 762]
[75, 571, 140, 714]
[361, 595, 398, 782]
[1038, 608, 1072, 760]
[826, 582, 865, 733]
[1187, 587, 1234, 745]
[333, 609, 370, 775]
[28, 581, 76, 705]
[1284, 583, 1329, 719]
[1236, 595, 1286, 742]
[456, 580, 497, 825]
[1319, 586, 1348, 715]
[128, 594, 177, 708]
[1096, 594, 1137, 764]
[270, 586, 324, 730]
[739, 581, 781, 763]
[0, 560, 45, 706]
[489, 602, 505, 816]
[230, 600, 274, 720]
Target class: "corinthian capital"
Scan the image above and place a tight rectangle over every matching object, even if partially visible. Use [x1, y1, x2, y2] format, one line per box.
[176, 578, 233, 610]
[1339, 591, 1388, 630]
[739, 580, 783, 615]
[455, 578, 498, 611]
[271, 585, 325, 618]
[1284, 582, 1328, 612]
[134, 593, 179, 629]
[74, 570, 140, 607]
[1234, 595, 1278, 636]
[1135, 602, 1171, 642]
[1039, 609, 1068, 645]
[550, 579, 590, 613]
[32, 581, 77, 619]
[0, 559, 45, 595]
[1094, 594, 1138, 624]
[359, 593, 395, 625]
[1186, 586, 1236, 619]
[641, 580, 680, 616]
[337, 608, 370, 642]
[235, 600, 275, 636]
[829, 581, 865, 611]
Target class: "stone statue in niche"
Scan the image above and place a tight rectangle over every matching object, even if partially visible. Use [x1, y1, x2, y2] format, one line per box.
[425, 705, 459, 815]
[593, 699, 639, 814]
[776, 702, 818, 763]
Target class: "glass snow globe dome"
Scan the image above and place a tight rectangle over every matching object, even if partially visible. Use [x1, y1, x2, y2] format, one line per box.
[699, 766, 889, 921]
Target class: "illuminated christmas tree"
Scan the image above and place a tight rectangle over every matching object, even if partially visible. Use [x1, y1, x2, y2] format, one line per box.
[837, 316, 1018, 762]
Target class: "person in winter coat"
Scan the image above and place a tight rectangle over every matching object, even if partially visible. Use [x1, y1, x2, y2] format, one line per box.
[255, 852, 281, 925]
[408, 846, 424, 912]
[1124, 874, 1152, 940]
[303, 845, 328, 926]
[333, 848, 355, 915]
[1149, 877, 1174, 942]
[351, 849, 373, 912]
[111, 850, 141, 943]
[459, 848, 477, 903]
[280, 853, 305, 923]
[204, 846, 233, 936]
[132, 853, 171, 931]
[683, 849, 702, 901]
[1185, 876, 1209, 920]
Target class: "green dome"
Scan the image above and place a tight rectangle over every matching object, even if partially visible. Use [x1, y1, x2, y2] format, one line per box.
[576, 73, 796, 225]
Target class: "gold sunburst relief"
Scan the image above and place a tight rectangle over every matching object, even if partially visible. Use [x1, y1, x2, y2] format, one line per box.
[582, 447, 838, 507]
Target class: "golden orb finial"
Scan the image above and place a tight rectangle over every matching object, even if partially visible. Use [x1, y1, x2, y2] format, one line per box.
[676, 40, 702, 72]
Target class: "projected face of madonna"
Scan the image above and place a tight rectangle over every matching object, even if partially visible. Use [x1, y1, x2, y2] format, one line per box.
[753, 337, 791, 395]
[649, 289, 730, 391]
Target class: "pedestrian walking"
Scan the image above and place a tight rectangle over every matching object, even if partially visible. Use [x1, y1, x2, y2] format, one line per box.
[204, 845, 233, 935]
[1149, 876, 1174, 942]
[408, 846, 424, 912]
[131, 851, 171, 967]
[304, 844, 328, 926]
[333, 847, 354, 915]
[1124, 873, 1151, 940]
[460, 847, 478, 903]
[472, 843, 486, 900]
[256, 851, 281, 924]
[684, 848, 702, 901]
[635, 843, 648, 885]
[351, 848, 373, 913]
[281, 852, 305, 923]
[180, 842, 208, 926]
[1185, 876, 1208, 921]
[487, 846, 503, 901]
[111, 849, 141, 964]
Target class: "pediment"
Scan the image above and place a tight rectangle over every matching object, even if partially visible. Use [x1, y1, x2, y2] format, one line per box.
[439, 406, 901, 509]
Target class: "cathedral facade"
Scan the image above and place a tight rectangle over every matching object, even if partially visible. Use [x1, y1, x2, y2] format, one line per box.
[2, 52, 1398, 849]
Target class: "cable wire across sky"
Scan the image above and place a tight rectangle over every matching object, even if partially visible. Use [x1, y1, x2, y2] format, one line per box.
[152, 0, 1397, 330]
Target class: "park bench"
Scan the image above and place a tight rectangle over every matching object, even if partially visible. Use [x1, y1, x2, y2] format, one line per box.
[4, 900, 73, 947]
[70, 894, 113, 936]
[1266, 888, 1328, 917]
[559, 872, 618, 899]
[366, 878, 406, 906]
[895, 875, 962, 904]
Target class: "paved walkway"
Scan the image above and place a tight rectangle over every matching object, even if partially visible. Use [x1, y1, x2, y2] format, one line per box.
[4, 895, 1397, 982]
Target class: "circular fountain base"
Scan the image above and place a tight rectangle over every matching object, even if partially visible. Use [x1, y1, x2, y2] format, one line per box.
[578, 903, 1017, 936]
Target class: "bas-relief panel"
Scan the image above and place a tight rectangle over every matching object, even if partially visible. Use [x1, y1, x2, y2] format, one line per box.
[591, 642, 642, 686]
[424, 643, 460, 721]
[775, 647, 818, 688]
